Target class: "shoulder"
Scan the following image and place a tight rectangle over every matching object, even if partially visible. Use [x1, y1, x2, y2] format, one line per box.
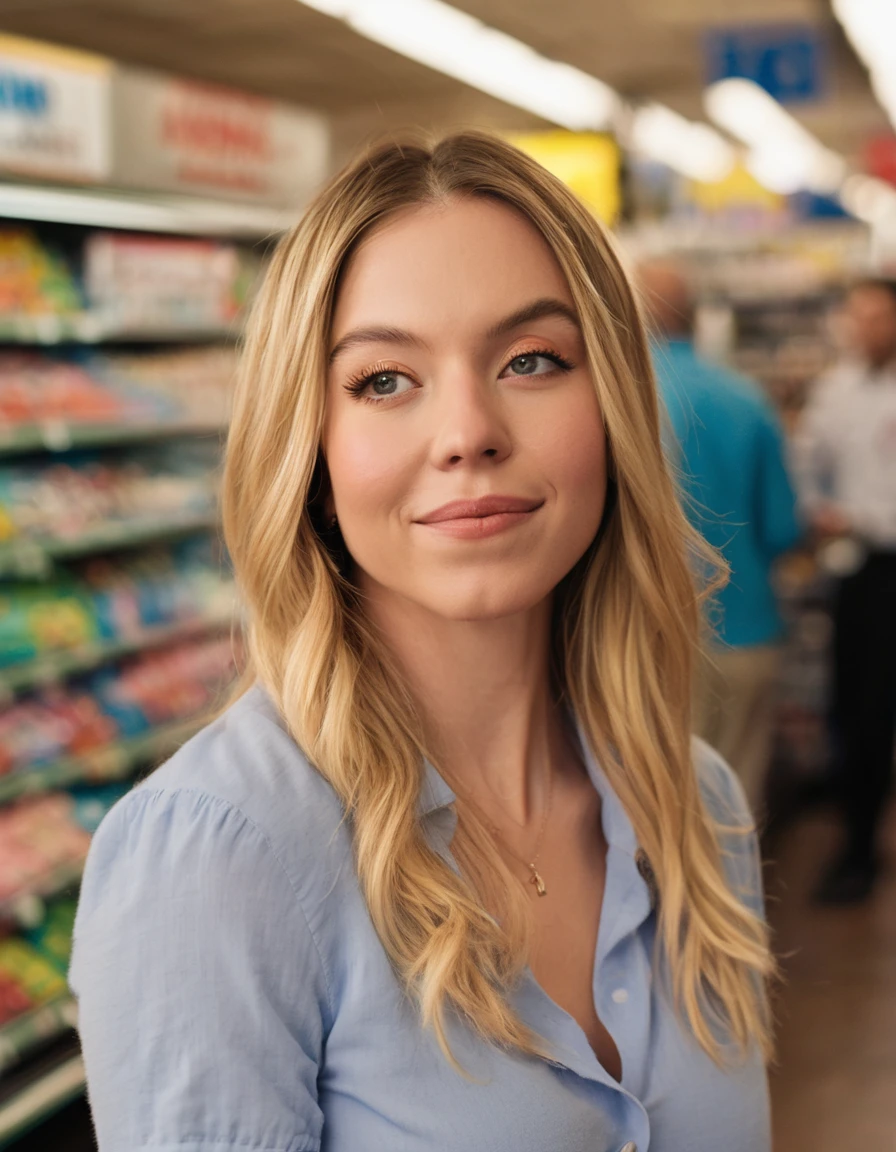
[80, 685, 351, 945]
[70, 691, 332, 1151]
[692, 738, 765, 919]
[135, 683, 345, 848]
[693, 737, 753, 830]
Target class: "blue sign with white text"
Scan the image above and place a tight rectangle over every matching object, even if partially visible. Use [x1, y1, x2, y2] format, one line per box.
[705, 24, 827, 104]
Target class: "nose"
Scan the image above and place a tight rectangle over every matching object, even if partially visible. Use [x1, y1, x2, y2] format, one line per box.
[429, 370, 513, 471]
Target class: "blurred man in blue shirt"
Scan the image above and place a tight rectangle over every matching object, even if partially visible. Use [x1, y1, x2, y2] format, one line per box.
[642, 262, 802, 816]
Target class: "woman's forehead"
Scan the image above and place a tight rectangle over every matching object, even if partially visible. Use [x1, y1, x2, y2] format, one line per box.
[330, 197, 576, 345]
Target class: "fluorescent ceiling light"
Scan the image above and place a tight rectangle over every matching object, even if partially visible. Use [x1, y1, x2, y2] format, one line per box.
[298, 0, 620, 130]
[705, 78, 847, 195]
[630, 104, 736, 182]
[840, 173, 896, 226]
[833, 0, 896, 127]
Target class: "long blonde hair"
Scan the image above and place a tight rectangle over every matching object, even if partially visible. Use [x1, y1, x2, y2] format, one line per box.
[222, 131, 773, 1066]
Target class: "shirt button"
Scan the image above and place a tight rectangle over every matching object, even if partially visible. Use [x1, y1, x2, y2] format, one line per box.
[611, 988, 629, 1004]
[620, 1143, 638, 1152]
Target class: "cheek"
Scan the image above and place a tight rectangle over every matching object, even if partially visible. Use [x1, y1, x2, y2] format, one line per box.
[323, 412, 413, 520]
[538, 389, 607, 517]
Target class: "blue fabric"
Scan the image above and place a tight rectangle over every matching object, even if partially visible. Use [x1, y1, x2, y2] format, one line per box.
[654, 339, 802, 647]
[70, 685, 770, 1152]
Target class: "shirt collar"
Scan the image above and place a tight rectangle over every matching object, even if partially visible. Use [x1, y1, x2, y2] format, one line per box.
[417, 759, 456, 818]
[572, 720, 640, 859]
[415, 720, 641, 860]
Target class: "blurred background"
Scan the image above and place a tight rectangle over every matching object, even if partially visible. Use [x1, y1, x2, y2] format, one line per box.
[0, 1, 892, 1148]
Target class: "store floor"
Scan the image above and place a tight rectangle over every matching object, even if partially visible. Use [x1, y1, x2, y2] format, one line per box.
[11, 803, 896, 1152]
[767, 802, 896, 1150]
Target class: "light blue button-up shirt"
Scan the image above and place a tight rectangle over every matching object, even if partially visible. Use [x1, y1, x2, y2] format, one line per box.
[69, 685, 770, 1152]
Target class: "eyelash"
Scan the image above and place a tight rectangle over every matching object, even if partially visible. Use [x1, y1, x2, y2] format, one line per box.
[343, 348, 575, 399]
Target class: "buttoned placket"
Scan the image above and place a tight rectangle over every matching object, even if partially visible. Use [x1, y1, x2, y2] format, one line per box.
[419, 745, 658, 1152]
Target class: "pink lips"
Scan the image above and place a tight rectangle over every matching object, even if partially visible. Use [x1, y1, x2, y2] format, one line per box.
[416, 495, 543, 540]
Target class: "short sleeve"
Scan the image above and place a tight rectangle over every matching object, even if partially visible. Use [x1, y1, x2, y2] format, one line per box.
[693, 739, 765, 921]
[69, 786, 330, 1152]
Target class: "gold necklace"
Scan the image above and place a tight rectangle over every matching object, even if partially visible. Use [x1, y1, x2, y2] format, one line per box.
[459, 764, 554, 897]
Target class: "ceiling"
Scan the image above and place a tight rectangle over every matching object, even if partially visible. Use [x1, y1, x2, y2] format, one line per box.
[0, 0, 889, 166]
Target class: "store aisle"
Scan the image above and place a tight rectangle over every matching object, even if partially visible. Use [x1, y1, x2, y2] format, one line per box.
[767, 804, 896, 1150]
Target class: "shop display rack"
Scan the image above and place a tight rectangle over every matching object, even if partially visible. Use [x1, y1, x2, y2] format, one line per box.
[0, 512, 220, 580]
[0, 175, 271, 1142]
[0, 997, 77, 1078]
[0, 315, 240, 347]
[0, 716, 207, 806]
[0, 608, 233, 700]
[0, 1036, 84, 1149]
[0, 861, 83, 930]
[0, 420, 225, 459]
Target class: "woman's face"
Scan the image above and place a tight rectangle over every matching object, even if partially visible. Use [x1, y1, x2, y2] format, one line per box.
[323, 196, 607, 622]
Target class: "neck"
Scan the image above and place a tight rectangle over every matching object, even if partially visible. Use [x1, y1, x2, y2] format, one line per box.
[362, 583, 569, 823]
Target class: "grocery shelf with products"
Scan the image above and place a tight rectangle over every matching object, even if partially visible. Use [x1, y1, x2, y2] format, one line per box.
[0, 191, 280, 1148]
[628, 222, 869, 422]
[0, 29, 336, 1140]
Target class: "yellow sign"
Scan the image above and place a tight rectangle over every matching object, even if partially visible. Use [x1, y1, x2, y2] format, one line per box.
[689, 161, 784, 213]
[508, 131, 621, 225]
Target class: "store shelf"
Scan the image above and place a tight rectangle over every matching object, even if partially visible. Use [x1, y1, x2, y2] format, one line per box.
[0, 999, 78, 1078]
[0, 611, 234, 699]
[0, 513, 218, 578]
[0, 717, 205, 805]
[0, 314, 239, 346]
[0, 1051, 85, 1148]
[0, 180, 292, 239]
[0, 860, 85, 930]
[0, 421, 226, 459]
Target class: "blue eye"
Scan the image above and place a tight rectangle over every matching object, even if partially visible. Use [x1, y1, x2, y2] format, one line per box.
[370, 372, 406, 395]
[503, 351, 573, 378]
[347, 370, 416, 400]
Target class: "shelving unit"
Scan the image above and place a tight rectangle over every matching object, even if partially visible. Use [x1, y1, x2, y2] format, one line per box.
[0, 609, 233, 699]
[0, 513, 221, 580]
[0, 1048, 85, 1149]
[0, 191, 275, 1147]
[0, 717, 206, 806]
[0, 421, 225, 458]
[0, 998, 77, 1077]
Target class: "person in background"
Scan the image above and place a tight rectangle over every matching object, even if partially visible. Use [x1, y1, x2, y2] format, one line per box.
[642, 261, 802, 817]
[794, 278, 896, 905]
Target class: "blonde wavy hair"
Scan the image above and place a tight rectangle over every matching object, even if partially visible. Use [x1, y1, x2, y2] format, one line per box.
[222, 131, 773, 1067]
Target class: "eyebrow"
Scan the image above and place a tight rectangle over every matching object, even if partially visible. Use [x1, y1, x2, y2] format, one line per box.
[485, 297, 581, 340]
[328, 297, 581, 364]
[328, 325, 429, 364]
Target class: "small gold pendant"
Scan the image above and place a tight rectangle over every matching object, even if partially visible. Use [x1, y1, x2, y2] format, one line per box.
[528, 865, 547, 897]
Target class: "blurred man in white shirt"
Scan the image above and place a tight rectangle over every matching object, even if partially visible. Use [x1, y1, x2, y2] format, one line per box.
[795, 279, 896, 903]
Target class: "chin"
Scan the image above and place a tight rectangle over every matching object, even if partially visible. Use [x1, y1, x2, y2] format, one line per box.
[415, 572, 558, 623]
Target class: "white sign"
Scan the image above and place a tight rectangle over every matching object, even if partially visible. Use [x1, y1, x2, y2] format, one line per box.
[112, 69, 329, 208]
[0, 35, 111, 182]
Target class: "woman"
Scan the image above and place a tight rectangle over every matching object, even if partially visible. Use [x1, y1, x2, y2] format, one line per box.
[70, 133, 773, 1152]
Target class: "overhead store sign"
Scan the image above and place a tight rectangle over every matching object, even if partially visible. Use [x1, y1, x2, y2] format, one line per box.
[507, 132, 620, 225]
[110, 70, 329, 208]
[705, 24, 827, 104]
[0, 34, 111, 182]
